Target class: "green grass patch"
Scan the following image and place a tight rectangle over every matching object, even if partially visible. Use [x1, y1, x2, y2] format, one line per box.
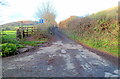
[21, 40, 47, 46]
[1, 31, 16, 38]
[1, 31, 17, 44]
[63, 30, 118, 57]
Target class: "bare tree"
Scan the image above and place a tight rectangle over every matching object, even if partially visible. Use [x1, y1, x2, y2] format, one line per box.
[35, 1, 57, 27]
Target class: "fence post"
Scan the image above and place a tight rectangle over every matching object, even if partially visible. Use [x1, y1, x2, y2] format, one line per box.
[16, 29, 21, 39]
[20, 21, 24, 39]
[26, 27, 28, 36]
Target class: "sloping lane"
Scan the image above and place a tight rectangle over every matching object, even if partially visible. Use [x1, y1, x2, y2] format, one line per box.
[2, 27, 119, 77]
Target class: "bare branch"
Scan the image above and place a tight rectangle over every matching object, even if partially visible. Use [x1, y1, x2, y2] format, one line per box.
[35, 1, 57, 26]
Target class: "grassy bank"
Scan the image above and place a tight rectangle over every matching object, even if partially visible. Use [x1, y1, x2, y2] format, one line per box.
[62, 30, 118, 57]
[59, 6, 119, 57]
[20, 38, 48, 46]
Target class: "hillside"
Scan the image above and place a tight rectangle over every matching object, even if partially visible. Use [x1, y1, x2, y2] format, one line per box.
[1, 20, 38, 26]
[59, 6, 119, 57]
[0, 20, 38, 30]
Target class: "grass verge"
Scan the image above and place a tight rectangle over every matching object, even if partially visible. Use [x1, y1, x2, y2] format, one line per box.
[21, 40, 47, 46]
[62, 30, 118, 57]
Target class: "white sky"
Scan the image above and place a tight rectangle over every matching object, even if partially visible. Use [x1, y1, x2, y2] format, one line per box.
[0, 0, 119, 25]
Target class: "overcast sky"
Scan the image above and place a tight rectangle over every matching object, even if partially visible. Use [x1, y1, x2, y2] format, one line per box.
[0, 0, 119, 25]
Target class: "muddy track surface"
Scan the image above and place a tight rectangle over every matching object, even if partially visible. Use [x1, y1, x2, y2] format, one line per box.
[2, 27, 119, 77]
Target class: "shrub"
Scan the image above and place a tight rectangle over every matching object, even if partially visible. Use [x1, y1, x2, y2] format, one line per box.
[2, 43, 17, 57]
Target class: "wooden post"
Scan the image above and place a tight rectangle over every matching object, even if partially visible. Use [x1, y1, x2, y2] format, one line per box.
[32, 27, 33, 35]
[27, 27, 28, 36]
[20, 21, 24, 39]
[23, 30, 25, 38]
[16, 29, 21, 39]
